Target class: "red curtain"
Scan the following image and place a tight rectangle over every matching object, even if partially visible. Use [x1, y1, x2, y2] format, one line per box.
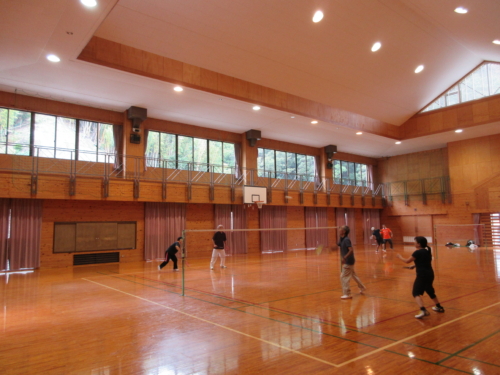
[9, 199, 43, 270]
[231, 205, 247, 254]
[346, 208, 357, 245]
[0, 199, 10, 271]
[144, 202, 186, 260]
[260, 206, 287, 252]
[215, 204, 232, 252]
[305, 207, 328, 249]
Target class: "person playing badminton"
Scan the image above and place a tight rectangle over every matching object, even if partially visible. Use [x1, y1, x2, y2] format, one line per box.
[159, 237, 183, 272]
[371, 226, 383, 252]
[210, 225, 227, 270]
[339, 225, 366, 299]
[380, 224, 393, 251]
[397, 236, 445, 319]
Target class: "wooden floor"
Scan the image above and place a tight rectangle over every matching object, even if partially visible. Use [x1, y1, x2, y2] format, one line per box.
[1, 244, 500, 374]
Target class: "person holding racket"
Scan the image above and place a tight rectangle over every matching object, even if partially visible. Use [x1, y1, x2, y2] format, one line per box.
[339, 225, 366, 299]
[159, 237, 183, 272]
[397, 236, 445, 319]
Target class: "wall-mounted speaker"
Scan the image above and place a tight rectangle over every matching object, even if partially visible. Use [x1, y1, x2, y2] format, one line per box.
[130, 134, 141, 144]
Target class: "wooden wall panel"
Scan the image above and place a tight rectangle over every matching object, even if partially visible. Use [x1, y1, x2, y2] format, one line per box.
[41, 200, 144, 268]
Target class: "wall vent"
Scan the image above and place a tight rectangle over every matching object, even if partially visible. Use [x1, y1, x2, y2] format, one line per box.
[73, 252, 120, 266]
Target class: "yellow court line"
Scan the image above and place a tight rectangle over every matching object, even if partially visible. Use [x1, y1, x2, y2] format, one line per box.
[82, 278, 339, 368]
[337, 300, 500, 367]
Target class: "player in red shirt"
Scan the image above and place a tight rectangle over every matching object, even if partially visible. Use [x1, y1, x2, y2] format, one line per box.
[380, 224, 393, 251]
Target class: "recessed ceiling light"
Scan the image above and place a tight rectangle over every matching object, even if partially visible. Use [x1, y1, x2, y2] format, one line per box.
[173, 86, 183, 92]
[46, 54, 60, 62]
[290, 116, 295, 119]
[313, 10, 324, 23]
[356, 131, 363, 135]
[454, 7, 468, 14]
[371, 42, 382, 52]
[493, 40, 500, 45]
[395, 141, 401, 144]
[415, 65, 424, 73]
[253, 106, 261, 111]
[81, 0, 97, 7]
[311, 120, 318, 124]
[455, 129, 463, 133]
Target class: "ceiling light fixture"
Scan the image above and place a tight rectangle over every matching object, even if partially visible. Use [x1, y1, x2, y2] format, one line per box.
[415, 65, 424, 73]
[356, 131, 363, 135]
[454, 7, 468, 14]
[395, 141, 401, 144]
[312, 10, 324, 23]
[493, 40, 500, 45]
[46, 54, 60, 62]
[173, 86, 183, 92]
[311, 120, 318, 124]
[81, 0, 97, 7]
[455, 129, 463, 133]
[290, 116, 295, 119]
[253, 106, 261, 111]
[371, 42, 382, 52]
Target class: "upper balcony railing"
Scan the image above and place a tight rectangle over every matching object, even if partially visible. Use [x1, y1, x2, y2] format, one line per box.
[0, 143, 386, 203]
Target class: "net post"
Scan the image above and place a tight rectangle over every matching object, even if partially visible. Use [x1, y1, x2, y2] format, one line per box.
[182, 229, 186, 296]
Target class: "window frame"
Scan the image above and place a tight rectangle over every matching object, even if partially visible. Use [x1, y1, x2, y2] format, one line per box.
[333, 160, 369, 187]
[257, 147, 316, 181]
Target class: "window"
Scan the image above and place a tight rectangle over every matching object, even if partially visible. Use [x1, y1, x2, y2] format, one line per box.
[333, 160, 368, 186]
[422, 62, 500, 112]
[145, 131, 236, 173]
[257, 148, 316, 180]
[0, 108, 115, 162]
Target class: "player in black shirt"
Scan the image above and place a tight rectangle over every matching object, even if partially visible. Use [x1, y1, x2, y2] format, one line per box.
[158, 237, 183, 271]
[371, 227, 383, 252]
[397, 236, 445, 318]
[210, 225, 227, 270]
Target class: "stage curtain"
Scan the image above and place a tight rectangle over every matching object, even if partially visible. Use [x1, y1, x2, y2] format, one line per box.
[260, 206, 287, 252]
[9, 199, 43, 270]
[144, 202, 186, 260]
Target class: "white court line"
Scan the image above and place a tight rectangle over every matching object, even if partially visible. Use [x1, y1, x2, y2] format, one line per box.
[82, 278, 340, 368]
[337, 300, 500, 367]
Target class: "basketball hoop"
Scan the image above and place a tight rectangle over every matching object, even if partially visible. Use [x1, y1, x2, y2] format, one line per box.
[255, 201, 264, 209]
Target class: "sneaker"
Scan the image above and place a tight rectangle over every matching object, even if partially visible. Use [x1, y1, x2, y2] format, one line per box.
[173, 269, 179, 272]
[210, 267, 214, 270]
[415, 309, 430, 319]
[359, 287, 366, 294]
[158, 265, 161, 270]
[432, 306, 445, 313]
[221, 265, 227, 269]
[340, 295, 352, 299]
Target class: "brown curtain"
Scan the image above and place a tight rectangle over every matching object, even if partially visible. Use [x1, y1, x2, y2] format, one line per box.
[336, 208, 346, 228]
[112, 124, 124, 172]
[9, 199, 43, 270]
[0, 199, 10, 271]
[144, 202, 186, 260]
[260, 206, 287, 252]
[473, 213, 482, 246]
[305, 207, 328, 249]
[363, 209, 381, 244]
[231, 204, 247, 254]
[346, 208, 357, 245]
[143, 129, 150, 171]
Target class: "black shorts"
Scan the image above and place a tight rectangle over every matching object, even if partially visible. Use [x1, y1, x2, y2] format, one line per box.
[376, 238, 383, 245]
[412, 272, 436, 298]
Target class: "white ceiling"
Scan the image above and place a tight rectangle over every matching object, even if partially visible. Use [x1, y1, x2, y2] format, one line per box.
[0, 0, 499, 158]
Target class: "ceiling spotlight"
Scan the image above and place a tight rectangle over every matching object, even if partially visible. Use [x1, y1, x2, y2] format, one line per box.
[493, 40, 500, 45]
[455, 129, 463, 133]
[371, 42, 382, 52]
[46, 54, 60, 62]
[253, 106, 261, 111]
[313, 10, 324, 23]
[290, 115, 295, 119]
[356, 131, 363, 135]
[395, 141, 401, 144]
[311, 120, 318, 124]
[81, 0, 97, 7]
[173, 86, 183, 92]
[454, 7, 468, 14]
[415, 65, 424, 73]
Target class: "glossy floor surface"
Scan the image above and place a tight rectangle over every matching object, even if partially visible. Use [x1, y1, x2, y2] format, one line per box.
[1, 245, 500, 374]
